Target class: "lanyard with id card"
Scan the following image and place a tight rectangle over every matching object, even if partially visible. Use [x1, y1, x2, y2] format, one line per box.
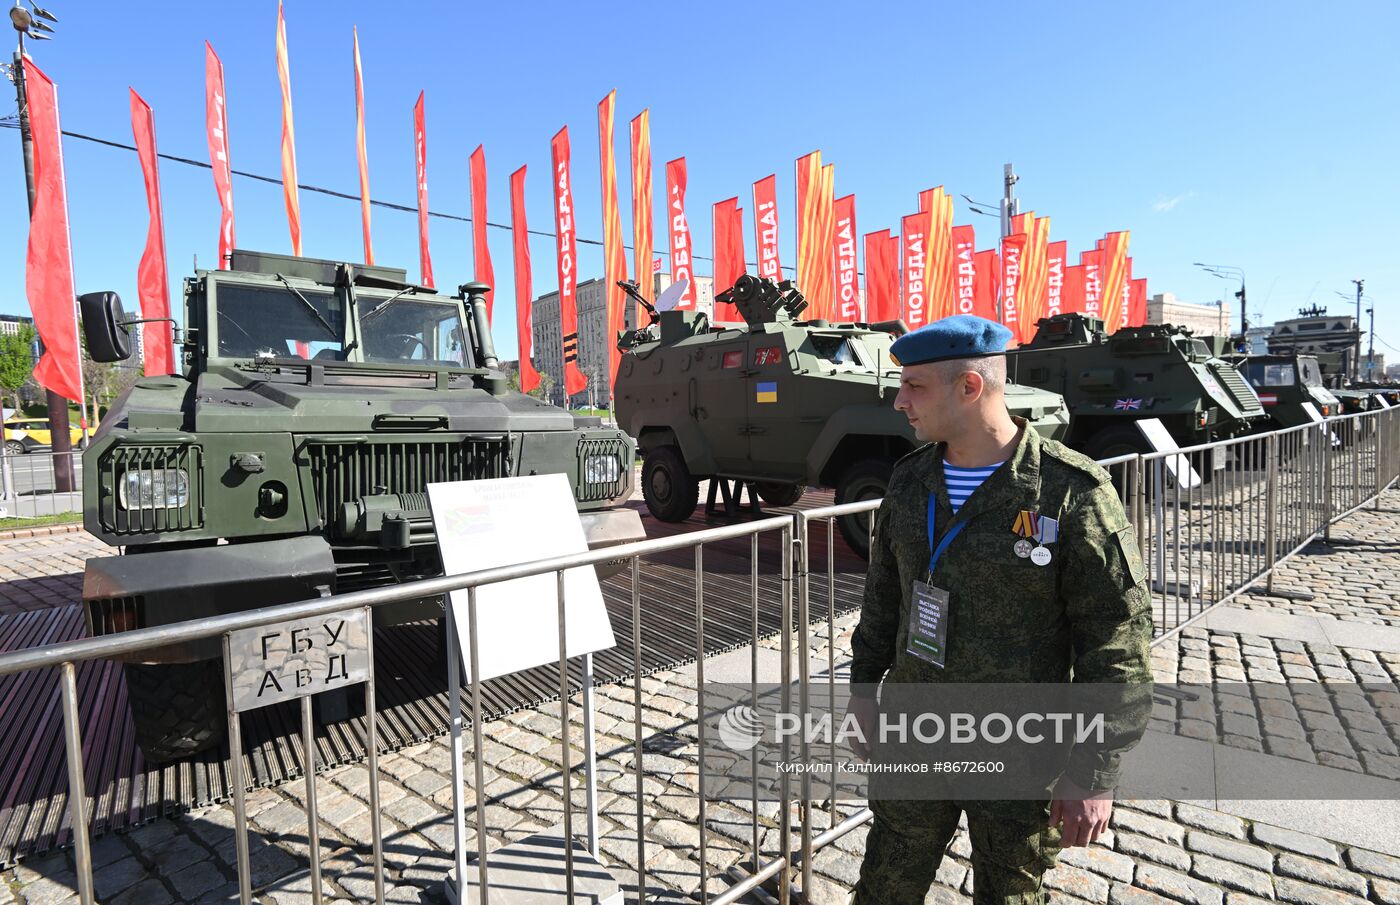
[907, 495, 966, 669]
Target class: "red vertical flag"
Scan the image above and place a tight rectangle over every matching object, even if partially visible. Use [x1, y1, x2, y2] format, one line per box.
[1061, 264, 1086, 315]
[901, 211, 932, 329]
[1000, 233, 1028, 341]
[972, 249, 999, 322]
[509, 166, 539, 395]
[926, 189, 955, 320]
[469, 145, 494, 319]
[833, 194, 860, 321]
[275, 1, 302, 256]
[752, 175, 782, 282]
[1045, 240, 1067, 317]
[665, 157, 695, 310]
[1128, 278, 1148, 328]
[352, 26, 373, 266]
[550, 128, 588, 398]
[204, 42, 235, 268]
[1081, 248, 1104, 320]
[951, 224, 976, 317]
[712, 198, 744, 321]
[129, 90, 174, 377]
[412, 92, 434, 288]
[629, 110, 653, 312]
[863, 230, 898, 323]
[1115, 256, 1134, 332]
[22, 60, 84, 407]
[597, 90, 629, 387]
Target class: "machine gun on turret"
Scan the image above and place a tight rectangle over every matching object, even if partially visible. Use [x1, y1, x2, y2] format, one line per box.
[715, 274, 809, 327]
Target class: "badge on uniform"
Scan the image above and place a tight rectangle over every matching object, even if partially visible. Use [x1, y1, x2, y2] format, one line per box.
[1012, 510, 1058, 566]
[907, 581, 949, 668]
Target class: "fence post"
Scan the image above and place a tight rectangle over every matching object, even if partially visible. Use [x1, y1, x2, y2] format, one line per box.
[1322, 422, 1334, 543]
[1264, 432, 1278, 594]
[59, 662, 95, 905]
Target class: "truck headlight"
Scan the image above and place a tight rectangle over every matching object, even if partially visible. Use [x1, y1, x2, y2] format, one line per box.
[584, 454, 621, 485]
[119, 469, 190, 510]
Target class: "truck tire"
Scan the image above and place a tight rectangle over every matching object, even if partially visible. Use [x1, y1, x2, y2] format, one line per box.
[124, 660, 227, 763]
[835, 458, 896, 559]
[1082, 423, 1152, 461]
[755, 482, 804, 507]
[642, 445, 699, 522]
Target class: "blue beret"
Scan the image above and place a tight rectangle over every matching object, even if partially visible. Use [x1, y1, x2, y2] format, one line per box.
[889, 315, 1014, 366]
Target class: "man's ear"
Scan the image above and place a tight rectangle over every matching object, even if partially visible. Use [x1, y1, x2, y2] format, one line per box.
[962, 370, 985, 401]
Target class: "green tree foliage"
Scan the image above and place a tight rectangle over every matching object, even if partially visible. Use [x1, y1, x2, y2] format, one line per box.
[0, 325, 37, 416]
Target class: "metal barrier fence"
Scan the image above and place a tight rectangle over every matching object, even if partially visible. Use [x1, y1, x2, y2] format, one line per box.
[0, 409, 1396, 904]
[0, 448, 83, 518]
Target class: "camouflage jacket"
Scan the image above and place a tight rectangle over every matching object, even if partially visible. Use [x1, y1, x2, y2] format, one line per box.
[851, 418, 1153, 791]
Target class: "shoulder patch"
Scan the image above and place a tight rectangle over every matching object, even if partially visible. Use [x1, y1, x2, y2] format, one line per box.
[1040, 438, 1113, 486]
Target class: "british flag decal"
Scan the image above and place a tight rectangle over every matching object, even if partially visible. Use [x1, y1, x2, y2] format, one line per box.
[1113, 398, 1143, 411]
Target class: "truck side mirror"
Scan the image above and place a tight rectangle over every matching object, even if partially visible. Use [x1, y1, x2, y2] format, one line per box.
[79, 291, 132, 363]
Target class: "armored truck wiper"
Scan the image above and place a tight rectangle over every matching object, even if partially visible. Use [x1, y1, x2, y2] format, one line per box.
[361, 286, 418, 324]
[274, 273, 337, 338]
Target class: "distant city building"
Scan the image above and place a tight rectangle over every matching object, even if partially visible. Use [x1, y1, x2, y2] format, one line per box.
[0, 314, 34, 337]
[531, 274, 715, 407]
[1146, 292, 1232, 337]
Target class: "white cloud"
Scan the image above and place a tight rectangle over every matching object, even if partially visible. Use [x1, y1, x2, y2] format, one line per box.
[1153, 191, 1196, 213]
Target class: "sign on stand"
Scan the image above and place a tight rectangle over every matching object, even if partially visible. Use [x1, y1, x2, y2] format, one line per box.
[427, 473, 620, 905]
[1134, 417, 1202, 490]
[223, 606, 385, 905]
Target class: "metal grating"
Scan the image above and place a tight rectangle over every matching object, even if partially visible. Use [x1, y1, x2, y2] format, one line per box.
[1212, 363, 1264, 415]
[98, 445, 205, 536]
[575, 437, 630, 503]
[85, 596, 145, 638]
[303, 437, 511, 535]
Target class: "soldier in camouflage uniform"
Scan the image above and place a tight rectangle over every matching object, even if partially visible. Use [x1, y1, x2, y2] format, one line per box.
[848, 316, 1153, 905]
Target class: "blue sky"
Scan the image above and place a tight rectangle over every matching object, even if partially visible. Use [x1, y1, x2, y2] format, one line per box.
[3, 1, 1398, 364]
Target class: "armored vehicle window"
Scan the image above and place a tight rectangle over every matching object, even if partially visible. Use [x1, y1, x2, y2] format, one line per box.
[1299, 358, 1324, 387]
[1111, 335, 1170, 355]
[215, 282, 344, 360]
[1250, 363, 1296, 387]
[808, 335, 867, 367]
[360, 296, 471, 367]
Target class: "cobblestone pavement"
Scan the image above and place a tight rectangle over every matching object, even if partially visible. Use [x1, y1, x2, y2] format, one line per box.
[4, 492, 1400, 904]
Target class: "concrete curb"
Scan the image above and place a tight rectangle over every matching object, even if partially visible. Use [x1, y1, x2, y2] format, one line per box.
[0, 522, 86, 541]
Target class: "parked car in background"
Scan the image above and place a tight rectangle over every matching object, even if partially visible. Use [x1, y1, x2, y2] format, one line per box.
[3, 417, 86, 454]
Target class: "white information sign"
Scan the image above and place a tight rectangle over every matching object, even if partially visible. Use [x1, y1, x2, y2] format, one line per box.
[1301, 402, 1324, 423]
[227, 609, 370, 712]
[1377, 397, 1392, 410]
[1133, 418, 1203, 490]
[427, 474, 616, 682]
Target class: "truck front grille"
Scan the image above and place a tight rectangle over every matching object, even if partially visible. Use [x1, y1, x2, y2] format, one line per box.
[1211, 363, 1265, 415]
[576, 436, 630, 502]
[303, 437, 511, 534]
[86, 595, 145, 636]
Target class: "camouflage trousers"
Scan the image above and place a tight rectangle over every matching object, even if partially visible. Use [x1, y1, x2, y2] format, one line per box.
[851, 799, 1061, 905]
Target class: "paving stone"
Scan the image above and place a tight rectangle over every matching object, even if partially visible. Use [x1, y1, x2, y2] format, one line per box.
[90, 855, 151, 900]
[1187, 854, 1274, 898]
[1173, 805, 1245, 839]
[146, 832, 211, 877]
[167, 858, 231, 901]
[1372, 878, 1400, 905]
[1345, 847, 1400, 881]
[1109, 885, 1176, 905]
[109, 878, 174, 905]
[1250, 823, 1340, 863]
[1274, 877, 1370, 905]
[12, 873, 78, 905]
[1134, 864, 1223, 905]
[1184, 831, 1274, 872]
[1044, 864, 1111, 902]
[403, 770, 451, 798]
[1057, 847, 1136, 883]
[1114, 833, 1191, 871]
[1275, 853, 1369, 896]
[1110, 811, 1184, 846]
[383, 796, 441, 832]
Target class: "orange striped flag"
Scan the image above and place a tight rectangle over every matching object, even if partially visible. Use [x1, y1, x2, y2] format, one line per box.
[1099, 231, 1131, 331]
[925, 187, 954, 320]
[597, 90, 629, 388]
[352, 27, 372, 265]
[629, 109, 653, 316]
[1012, 213, 1051, 343]
[275, 1, 302, 256]
[796, 151, 835, 318]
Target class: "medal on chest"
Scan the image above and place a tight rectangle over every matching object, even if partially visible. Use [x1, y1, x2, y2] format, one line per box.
[1012, 509, 1059, 566]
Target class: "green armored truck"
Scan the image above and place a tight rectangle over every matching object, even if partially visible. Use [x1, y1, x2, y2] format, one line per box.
[612, 274, 1070, 556]
[1231, 353, 1341, 428]
[79, 250, 641, 761]
[1008, 314, 1267, 463]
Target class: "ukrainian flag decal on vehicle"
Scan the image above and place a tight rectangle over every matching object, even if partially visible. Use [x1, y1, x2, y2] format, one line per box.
[755, 381, 778, 404]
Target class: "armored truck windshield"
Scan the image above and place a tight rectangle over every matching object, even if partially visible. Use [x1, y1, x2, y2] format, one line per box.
[359, 294, 470, 366]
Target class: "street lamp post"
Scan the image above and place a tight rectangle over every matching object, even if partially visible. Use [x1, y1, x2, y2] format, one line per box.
[1352, 279, 1364, 383]
[1193, 263, 1247, 337]
[8, 2, 77, 494]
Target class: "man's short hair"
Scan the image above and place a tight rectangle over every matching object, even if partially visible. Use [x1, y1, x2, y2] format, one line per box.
[933, 354, 1006, 394]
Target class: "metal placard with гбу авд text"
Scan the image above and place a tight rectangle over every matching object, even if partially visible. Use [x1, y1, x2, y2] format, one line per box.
[227, 610, 370, 713]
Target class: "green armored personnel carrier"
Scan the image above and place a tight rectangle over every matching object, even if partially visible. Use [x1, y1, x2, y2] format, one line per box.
[1007, 314, 1266, 462]
[78, 250, 641, 761]
[612, 274, 1070, 556]
[1230, 353, 1341, 428]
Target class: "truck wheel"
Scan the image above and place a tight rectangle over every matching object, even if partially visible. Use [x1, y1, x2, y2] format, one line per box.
[124, 660, 227, 763]
[1082, 423, 1152, 461]
[642, 446, 699, 522]
[835, 458, 895, 559]
[755, 482, 804, 507]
